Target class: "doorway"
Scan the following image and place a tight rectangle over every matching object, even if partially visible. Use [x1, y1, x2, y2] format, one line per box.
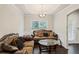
[67, 10, 79, 54]
[68, 12, 77, 44]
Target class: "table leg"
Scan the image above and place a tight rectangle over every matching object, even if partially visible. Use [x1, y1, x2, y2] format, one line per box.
[48, 46, 51, 54]
[54, 45, 57, 54]
[48, 45, 57, 54]
[39, 45, 41, 54]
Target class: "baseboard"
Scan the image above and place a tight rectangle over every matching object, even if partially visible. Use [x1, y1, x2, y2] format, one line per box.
[69, 43, 79, 45]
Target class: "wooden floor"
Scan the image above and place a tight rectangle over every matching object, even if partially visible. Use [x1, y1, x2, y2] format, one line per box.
[33, 45, 68, 54]
[33, 44, 79, 54]
[68, 44, 79, 54]
[0, 44, 79, 54]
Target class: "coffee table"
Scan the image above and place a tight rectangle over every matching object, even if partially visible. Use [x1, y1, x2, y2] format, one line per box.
[38, 39, 62, 54]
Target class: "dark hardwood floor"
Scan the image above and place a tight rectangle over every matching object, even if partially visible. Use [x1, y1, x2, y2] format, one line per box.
[68, 44, 79, 54]
[33, 45, 68, 54]
[34, 44, 79, 54]
[0, 44, 79, 54]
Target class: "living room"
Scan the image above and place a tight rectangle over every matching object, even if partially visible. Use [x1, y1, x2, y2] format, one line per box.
[1, 4, 79, 54]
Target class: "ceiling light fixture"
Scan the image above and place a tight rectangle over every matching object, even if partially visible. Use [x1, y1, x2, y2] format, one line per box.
[39, 4, 46, 18]
[39, 13, 46, 18]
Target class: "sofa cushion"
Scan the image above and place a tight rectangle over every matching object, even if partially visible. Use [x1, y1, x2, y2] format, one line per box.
[49, 32, 53, 37]
[37, 32, 43, 37]
[23, 35, 33, 41]
[0, 33, 18, 42]
[3, 35, 18, 45]
[23, 47, 33, 54]
[1, 43, 18, 52]
[10, 35, 19, 46]
[24, 41, 34, 47]
[3, 36, 14, 44]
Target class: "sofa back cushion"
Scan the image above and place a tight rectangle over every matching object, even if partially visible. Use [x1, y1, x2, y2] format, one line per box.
[3, 35, 18, 45]
[33, 29, 54, 37]
[0, 33, 19, 42]
[36, 32, 43, 37]
[43, 32, 49, 37]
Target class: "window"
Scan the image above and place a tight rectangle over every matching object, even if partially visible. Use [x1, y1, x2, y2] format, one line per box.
[32, 20, 48, 29]
[32, 21, 39, 29]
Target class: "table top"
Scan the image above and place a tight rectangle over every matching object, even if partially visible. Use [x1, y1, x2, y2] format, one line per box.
[38, 39, 61, 46]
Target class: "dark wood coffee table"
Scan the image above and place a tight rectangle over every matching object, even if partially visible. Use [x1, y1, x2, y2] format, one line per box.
[38, 39, 61, 54]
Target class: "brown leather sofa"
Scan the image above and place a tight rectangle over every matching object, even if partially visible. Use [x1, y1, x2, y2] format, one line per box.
[0, 33, 34, 54]
[33, 29, 58, 40]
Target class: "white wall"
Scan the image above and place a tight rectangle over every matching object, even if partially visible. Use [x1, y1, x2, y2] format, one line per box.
[0, 4, 24, 38]
[53, 4, 79, 49]
[24, 14, 53, 35]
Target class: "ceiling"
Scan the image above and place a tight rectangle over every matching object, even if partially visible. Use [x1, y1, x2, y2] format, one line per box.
[16, 4, 69, 15]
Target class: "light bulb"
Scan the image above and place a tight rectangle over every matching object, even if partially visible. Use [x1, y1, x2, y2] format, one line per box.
[39, 14, 46, 18]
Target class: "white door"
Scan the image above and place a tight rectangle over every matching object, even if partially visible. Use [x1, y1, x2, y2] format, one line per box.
[68, 12, 78, 44]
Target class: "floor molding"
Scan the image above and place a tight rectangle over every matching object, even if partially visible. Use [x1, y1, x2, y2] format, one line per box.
[69, 43, 79, 45]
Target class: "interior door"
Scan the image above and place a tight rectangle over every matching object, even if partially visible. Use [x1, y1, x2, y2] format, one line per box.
[68, 12, 77, 44]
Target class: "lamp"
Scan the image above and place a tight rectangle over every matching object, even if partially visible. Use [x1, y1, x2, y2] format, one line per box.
[39, 14, 46, 18]
[39, 5, 46, 18]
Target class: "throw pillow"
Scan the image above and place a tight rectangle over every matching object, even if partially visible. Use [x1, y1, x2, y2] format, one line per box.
[43, 32, 48, 37]
[0, 33, 19, 42]
[23, 35, 33, 41]
[4, 35, 18, 45]
[16, 37, 24, 50]
[38, 32, 43, 37]
[1, 43, 18, 52]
